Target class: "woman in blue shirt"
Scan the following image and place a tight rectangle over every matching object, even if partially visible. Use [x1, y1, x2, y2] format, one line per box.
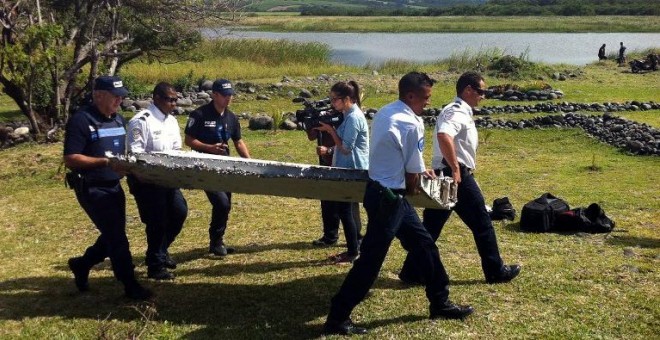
[315, 81, 369, 263]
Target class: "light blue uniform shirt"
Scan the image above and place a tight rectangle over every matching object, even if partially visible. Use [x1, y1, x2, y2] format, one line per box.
[368, 100, 426, 189]
[334, 104, 369, 170]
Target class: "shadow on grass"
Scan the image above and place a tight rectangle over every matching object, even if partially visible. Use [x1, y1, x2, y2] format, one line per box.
[606, 235, 660, 248]
[0, 271, 437, 338]
[0, 274, 333, 338]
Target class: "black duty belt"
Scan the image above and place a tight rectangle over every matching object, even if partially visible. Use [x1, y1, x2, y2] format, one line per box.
[440, 159, 474, 175]
[368, 179, 406, 197]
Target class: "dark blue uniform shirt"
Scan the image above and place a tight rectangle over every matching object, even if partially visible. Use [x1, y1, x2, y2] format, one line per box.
[63, 105, 126, 182]
[184, 102, 241, 156]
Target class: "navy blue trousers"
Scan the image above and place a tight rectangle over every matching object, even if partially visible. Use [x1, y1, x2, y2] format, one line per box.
[399, 166, 504, 283]
[73, 181, 136, 283]
[205, 190, 231, 245]
[327, 181, 450, 322]
[128, 176, 188, 269]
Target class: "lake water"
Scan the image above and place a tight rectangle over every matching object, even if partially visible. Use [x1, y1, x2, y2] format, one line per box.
[202, 29, 660, 66]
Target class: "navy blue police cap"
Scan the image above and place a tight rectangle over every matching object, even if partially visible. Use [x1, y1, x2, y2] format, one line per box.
[94, 75, 129, 97]
[212, 79, 235, 96]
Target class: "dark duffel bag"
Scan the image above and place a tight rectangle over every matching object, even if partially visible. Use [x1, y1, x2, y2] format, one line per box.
[520, 193, 570, 232]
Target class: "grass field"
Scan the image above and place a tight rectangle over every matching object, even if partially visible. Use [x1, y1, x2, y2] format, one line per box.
[0, 20, 659, 337]
[0, 118, 658, 338]
[241, 15, 660, 33]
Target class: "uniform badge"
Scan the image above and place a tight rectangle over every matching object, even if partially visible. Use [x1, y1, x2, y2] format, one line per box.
[187, 118, 195, 128]
[204, 121, 217, 128]
[441, 108, 455, 121]
[418, 137, 425, 152]
[132, 128, 142, 140]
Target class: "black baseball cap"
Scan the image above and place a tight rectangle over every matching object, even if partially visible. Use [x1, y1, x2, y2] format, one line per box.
[212, 79, 235, 96]
[94, 75, 129, 97]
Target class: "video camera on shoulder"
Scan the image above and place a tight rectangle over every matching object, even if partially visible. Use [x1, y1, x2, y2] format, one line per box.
[293, 97, 344, 132]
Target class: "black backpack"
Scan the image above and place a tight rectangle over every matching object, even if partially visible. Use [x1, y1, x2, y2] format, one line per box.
[555, 203, 616, 233]
[520, 193, 570, 232]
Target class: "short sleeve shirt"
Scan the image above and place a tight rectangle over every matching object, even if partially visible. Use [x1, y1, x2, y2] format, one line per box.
[369, 100, 426, 189]
[432, 97, 478, 170]
[334, 104, 369, 170]
[184, 102, 241, 155]
[128, 104, 182, 153]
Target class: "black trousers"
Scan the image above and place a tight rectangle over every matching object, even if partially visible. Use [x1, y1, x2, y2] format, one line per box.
[205, 190, 231, 246]
[327, 181, 450, 322]
[128, 176, 188, 269]
[73, 181, 136, 284]
[399, 166, 504, 283]
[320, 201, 362, 241]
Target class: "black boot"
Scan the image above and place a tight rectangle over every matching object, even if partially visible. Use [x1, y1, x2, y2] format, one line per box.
[68, 257, 91, 292]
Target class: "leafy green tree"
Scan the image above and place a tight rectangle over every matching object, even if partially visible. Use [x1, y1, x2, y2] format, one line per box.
[0, 0, 253, 138]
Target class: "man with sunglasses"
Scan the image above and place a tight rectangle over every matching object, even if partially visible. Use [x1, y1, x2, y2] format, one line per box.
[127, 82, 188, 280]
[399, 71, 521, 286]
[184, 79, 251, 257]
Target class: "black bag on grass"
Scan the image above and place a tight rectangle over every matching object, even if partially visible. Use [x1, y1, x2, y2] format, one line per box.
[490, 197, 516, 221]
[555, 203, 615, 233]
[520, 193, 570, 232]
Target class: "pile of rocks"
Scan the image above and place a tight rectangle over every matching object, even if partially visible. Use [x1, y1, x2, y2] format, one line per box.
[485, 88, 565, 102]
[0, 122, 33, 148]
[474, 101, 659, 116]
[472, 112, 659, 156]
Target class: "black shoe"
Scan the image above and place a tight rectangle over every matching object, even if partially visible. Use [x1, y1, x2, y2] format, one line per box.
[147, 267, 175, 281]
[68, 257, 90, 292]
[312, 237, 337, 246]
[430, 301, 474, 320]
[398, 272, 424, 287]
[124, 282, 153, 300]
[486, 264, 521, 284]
[323, 319, 368, 335]
[164, 255, 177, 269]
[209, 243, 236, 256]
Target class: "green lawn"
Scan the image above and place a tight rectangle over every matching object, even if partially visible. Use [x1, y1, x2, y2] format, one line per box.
[0, 122, 658, 338]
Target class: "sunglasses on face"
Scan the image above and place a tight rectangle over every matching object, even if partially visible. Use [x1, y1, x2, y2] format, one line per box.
[162, 96, 177, 103]
[471, 86, 486, 96]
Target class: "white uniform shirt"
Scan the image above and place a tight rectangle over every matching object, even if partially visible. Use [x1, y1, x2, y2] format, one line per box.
[432, 97, 478, 170]
[128, 103, 182, 153]
[369, 100, 426, 189]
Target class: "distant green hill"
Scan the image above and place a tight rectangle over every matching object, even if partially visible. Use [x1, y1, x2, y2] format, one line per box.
[248, 0, 485, 13]
[248, 0, 659, 16]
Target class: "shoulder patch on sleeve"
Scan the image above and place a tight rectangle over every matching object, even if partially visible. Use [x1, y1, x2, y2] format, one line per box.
[441, 108, 455, 120]
[187, 117, 195, 128]
[131, 128, 142, 141]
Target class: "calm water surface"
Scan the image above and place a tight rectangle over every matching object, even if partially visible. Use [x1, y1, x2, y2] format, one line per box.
[202, 29, 660, 66]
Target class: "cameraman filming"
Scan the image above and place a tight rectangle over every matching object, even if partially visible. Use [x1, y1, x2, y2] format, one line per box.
[313, 81, 369, 264]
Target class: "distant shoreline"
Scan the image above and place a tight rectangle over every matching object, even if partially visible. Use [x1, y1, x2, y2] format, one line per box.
[238, 15, 660, 33]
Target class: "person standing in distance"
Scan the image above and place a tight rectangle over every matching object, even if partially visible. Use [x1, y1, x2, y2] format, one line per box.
[64, 75, 152, 300]
[618, 42, 627, 65]
[598, 44, 607, 60]
[323, 72, 473, 336]
[399, 71, 521, 286]
[184, 79, 251, 256]
[314, 80, 368, 264]
[127, 82, 188, 280]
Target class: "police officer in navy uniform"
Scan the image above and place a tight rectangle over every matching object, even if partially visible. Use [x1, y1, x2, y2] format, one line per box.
[127, 82, 188, 280]
[64, 75, 151, 300]
[184, 79, 251, 256]
[323, 72, 473, 336]
[399, 71, 521, 285]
